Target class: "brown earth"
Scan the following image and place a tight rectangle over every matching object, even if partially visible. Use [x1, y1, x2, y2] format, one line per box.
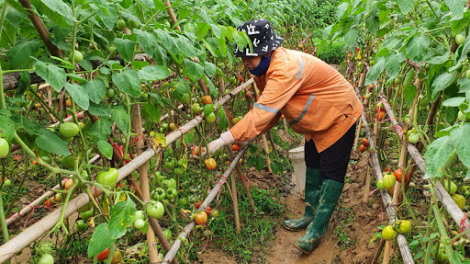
[200, 149, 387, 264]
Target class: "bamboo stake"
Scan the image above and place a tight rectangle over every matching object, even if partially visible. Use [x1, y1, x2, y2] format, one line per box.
[132, 105, 160, 263]
[362, 166, 371, 204]
[382, 242, 391, 264]
[371, 238, 386, 264]
[161, 148, 247, 264]
[0, 80, 254, 263]
[226, 146, 256, 212]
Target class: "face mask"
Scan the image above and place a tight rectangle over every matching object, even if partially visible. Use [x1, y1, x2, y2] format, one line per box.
[249, 55, 271, 76]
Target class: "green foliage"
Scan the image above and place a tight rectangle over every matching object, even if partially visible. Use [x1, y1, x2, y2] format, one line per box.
[317, 41, 345, 64]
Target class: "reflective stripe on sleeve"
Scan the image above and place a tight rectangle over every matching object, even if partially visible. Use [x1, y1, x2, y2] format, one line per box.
[296, 53, 303, 80]
[289, 94, 315, 126]
[254, 103, 279, 114]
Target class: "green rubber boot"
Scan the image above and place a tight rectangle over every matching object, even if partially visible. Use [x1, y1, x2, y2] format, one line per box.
[293, 179, 344, 253]
[282, 167, 323, 231]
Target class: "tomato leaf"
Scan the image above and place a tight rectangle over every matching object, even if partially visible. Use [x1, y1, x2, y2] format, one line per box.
[450, 123, 470, 168]
[385, 53, 404, 79]
[134, 29, 168, 66]
[88, 223, 116, 257]
[112, 68, 141, 97]
[30, 0, 73, 28]
[142, 103, 161, 124]
[444, 0, 466, 19]
[365, 16, 379, 35]
[344, 27, 358, 48]
[115, 38, 135, 62]
[396, 0, 415, 14]
[0, 115, 17, 141]
[97, 140, 113, 160]
[35, 60, 67, 92]
[138, 65, 171, 81]
[183, 59, 204, 81]
[203, 75, 219, 98]
[406, 35, 430, 63]
[84, 78, 107, 104]
[89, 102, 111, 117]
[35, 129, 70, 156]
[110, 105, 129, 135]
[204, 62, 216, 77]
[6, 40, 41, 68]
[365, 57, 385, 85]
[442, 97, 465, 107]
[178, 36, 198, 58]
[16, 71, 31, 95]
[425, 136, 455, 178]
[109, 199, 137, 238]
[403, 84, 417, 108]
[65, 83, 90, 111]
[88, 117, 112, 140]
[216, 105, 228, 131]
[431, 72, 458, 98]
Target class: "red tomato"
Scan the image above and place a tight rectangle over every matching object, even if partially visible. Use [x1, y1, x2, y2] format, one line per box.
[32, 160, 37, 165]
[194, 211, 208, 225]
[393, 169, 409, 183]
[194, 200, 201, 209]
[192, 146, 205, 156]
[205, 206, 212, 215]
[232, 144, 240, 152]
[237, 75, 243, 83]
[97, 248, 110, 261]
[383, 168, 391, 173]
[362, 138, 370, 148]
[359, 145, 367, 153]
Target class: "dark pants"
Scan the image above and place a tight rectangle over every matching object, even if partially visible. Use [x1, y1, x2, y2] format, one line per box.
[304, 123, 357, 183]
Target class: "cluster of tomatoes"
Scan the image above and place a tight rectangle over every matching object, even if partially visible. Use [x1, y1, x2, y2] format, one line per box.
[406, 127, 420, 144]
[375, 102, 386, 122]
[35, 241, 54, 264]
[376, 168, 411, 195]
[382, 219, 412, 241]
[193, 200, 219, 225]
[441, 179, 466, 210]
[359, 138, 370, 153]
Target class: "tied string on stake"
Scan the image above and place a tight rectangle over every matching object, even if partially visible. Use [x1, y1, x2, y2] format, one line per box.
[239, 174, 251, 188]
[213, 174, 234, 203]
[388, 240, 398, 258]
[453, 213, 470, 245]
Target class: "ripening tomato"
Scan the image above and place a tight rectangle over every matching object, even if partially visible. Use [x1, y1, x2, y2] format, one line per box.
[66, 99, 72, 107]
[205, 206, 212, 215]
[452, 194, 465, 209]
[192, 146, 205, 156]
[376, 110, 386, 121]
[194, 211, 208, 225]
[382, 174, 396, 189]
[204, 158, 217, 170]
[201, 95, 212, 105]
[396, 220, 412, 234]
[97, 248, 110, 261]
[362, 138, 370, 148]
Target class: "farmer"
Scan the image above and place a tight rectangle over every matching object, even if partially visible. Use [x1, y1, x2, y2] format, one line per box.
[203, 19, 363, 253]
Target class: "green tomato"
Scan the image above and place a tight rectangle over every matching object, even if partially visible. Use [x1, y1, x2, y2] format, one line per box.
[205, 112, 216, 123]
[75, 219, 88, 231]
[79, 208, 94, 220]
[466, 70, 470, 79]
[229, 76, 237, 85]
[127, 19, 140, 29]
[443, 180, 457, 195]
[173, 167, 184, 175]
[211, 209, 219, 218]
[438, 244, 448, 262]
[38, 253, 54, 264]
[61, 155, 75, 169]
[0, 138, 10, 158]
[59, 122, 80, 138]
[163, 229, 172, 241]
[407, 132, 419, 144]
[116, 19, 126, 30]
[71, 50, 83, 63]
[396, 220, 412, 234]
[106, 88, 115, 98]
[382, 174, 396, 189]
[164, 178, 177, 189]
[164, 159, 176, 170]
[147, 200, 165, 219]
[179, 197, 189, 206]
[134, 218, 145, 229]
[203, 104, 214, 116]
[382, 225, 397, 241]
[135, 210, 144, 220]
[377, 179, 385, 190]
[166, 188, 178, 200]
[456, 34, 466, 45]
[153, 172, 166, 186]
[96, 168, 119, 188]
[152, 187, 166, 201]
[36, 241, 53, 255]
[3, 179, 11, 186]
[452, 193, 465, 209]
[181, 93, 191, 104]
[77, 201, 93, 213]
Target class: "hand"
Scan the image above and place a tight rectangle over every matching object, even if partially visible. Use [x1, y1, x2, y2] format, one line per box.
[191, 131, 234, 159]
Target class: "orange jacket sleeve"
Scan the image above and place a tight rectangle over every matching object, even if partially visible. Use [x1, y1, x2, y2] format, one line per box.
[230, 71, 301, 142]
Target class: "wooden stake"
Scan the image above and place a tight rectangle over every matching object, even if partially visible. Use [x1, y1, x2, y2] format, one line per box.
[362, 166, 371, 204]
[371, 238, 386, 264]
[382, 241, 391, 264]
[226, 146, 256, 213]
[132, 105, 160, 263]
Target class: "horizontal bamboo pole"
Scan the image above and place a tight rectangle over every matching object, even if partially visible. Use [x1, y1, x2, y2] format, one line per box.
[0, 79, 254, 263]
[379, 95, 470, 240]
[161, 147, 247, 264]
[354, 88, 414, 264]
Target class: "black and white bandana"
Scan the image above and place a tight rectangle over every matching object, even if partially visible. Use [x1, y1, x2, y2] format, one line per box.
[234, 19, 284, 57]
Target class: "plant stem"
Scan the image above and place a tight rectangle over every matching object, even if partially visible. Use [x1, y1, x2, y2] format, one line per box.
[430, 184, 454, 262]
[0, 1, 9, 110]
[30, 88, 62, 121]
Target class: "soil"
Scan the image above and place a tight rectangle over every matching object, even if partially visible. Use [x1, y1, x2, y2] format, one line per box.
[200, 149, 386, 264]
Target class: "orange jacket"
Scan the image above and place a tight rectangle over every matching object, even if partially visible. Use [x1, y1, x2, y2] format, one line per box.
[230, 47, 363, 153]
